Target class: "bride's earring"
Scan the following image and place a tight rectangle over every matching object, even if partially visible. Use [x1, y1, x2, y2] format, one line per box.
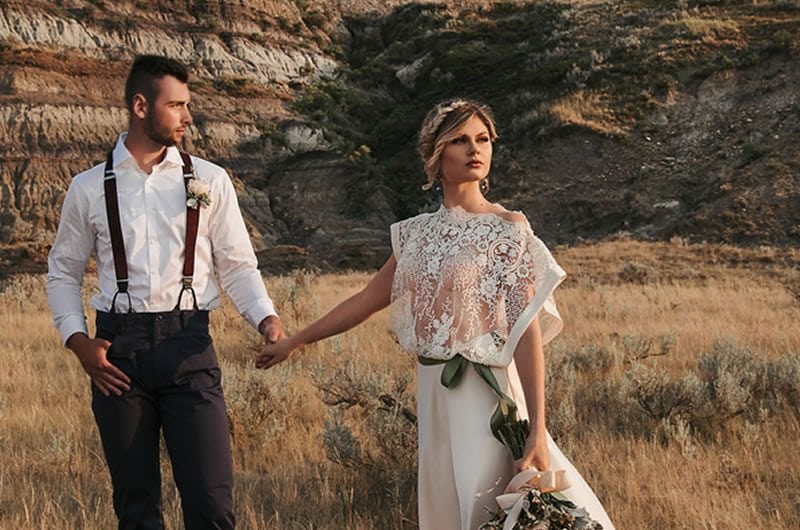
[479, 177, 490, 195]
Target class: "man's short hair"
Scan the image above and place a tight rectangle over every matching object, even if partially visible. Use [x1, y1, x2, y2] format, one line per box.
[124, 55, 189, 112]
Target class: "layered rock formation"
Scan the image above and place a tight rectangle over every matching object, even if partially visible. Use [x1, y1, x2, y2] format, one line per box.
[1, 0, 799, 276]
[0, 0, 376, 270]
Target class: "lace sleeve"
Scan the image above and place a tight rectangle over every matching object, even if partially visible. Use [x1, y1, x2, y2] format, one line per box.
[500, 227, 566, 360]
[390, 219, 406, 261]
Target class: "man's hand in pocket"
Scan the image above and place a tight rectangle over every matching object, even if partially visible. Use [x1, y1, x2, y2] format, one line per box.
[66, 332, 131, 396]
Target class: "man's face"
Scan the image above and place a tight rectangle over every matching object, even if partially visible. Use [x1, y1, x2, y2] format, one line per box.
[141, 75, 192, 147]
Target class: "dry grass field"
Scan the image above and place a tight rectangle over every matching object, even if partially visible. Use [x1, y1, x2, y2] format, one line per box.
[1, 238, 799, 529]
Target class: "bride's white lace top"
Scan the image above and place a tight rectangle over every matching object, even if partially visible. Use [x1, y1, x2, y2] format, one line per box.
[389, 204, 566, 367]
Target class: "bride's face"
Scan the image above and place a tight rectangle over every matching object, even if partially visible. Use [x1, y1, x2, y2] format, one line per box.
[439, 115, 493, 186]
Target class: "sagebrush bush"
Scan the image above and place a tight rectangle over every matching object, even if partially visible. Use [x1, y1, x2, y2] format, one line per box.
[267, 271, 319, 327]
[545, 352, 579, 441]
[569, 341, 618, 374]
[544, 335, 800, 451]
[618, 262, 658, 285]
[767, 353, 800, 412]
[617, 332, 675, 362]
[311, 358, 417, 509]
[699, 339, 762, 419]
[221, 364, 281, 462]
[625, 364, 706, 423]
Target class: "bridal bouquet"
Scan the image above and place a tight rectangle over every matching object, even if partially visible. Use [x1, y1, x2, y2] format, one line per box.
[480, 418, 604, 530]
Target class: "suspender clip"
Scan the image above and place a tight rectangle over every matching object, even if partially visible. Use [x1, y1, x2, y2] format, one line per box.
[177, 276, 199, 315]
[110, 290, 133, 315]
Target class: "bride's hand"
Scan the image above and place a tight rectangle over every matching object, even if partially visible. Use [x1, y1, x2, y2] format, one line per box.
[255, 337, 298, 369]
[514, 429, 549, 474]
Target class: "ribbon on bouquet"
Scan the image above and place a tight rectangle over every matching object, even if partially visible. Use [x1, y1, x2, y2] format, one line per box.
[417, 353, 518, 443]
[495, 468, 571, 530]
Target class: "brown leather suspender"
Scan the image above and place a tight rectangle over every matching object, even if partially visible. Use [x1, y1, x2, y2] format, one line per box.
[104, 152, 130, 313]
[103, 150, 200, 313]
[178, 151, 199, 311]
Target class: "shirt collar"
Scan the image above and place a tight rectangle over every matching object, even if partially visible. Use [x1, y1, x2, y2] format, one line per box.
[111, 132, 184, 171]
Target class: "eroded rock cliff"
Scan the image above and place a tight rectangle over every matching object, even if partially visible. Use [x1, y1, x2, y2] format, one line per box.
[1, 0, 799, 275]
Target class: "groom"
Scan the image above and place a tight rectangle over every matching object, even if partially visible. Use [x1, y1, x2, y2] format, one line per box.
[46, 55, 284, 529]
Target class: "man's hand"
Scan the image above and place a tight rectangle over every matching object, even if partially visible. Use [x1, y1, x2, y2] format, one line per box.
[258, 315, 286, 345]
[66, 332, 131, 397]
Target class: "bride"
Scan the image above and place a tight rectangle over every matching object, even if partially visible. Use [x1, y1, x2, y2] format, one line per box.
[256, 99, 616, 530]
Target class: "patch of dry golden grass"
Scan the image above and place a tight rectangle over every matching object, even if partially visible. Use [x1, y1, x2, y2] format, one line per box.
[547, 91, 627, 136]
[675, 17, 741, 39]
[1, 239, 799, 528]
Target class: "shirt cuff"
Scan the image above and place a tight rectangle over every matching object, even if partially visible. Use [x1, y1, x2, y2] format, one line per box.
[246, 299, 279, 331]
[58, 314, 89, 346]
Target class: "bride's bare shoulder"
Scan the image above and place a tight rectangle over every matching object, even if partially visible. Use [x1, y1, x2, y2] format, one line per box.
[488, 204, 528, 225]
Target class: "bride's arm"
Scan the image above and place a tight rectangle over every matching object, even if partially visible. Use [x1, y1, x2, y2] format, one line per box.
[255, 255, 397, 369]
[513, 317, 551, 472]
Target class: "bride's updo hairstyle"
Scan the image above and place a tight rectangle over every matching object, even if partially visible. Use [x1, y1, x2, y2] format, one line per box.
[418, 98, 498, 190]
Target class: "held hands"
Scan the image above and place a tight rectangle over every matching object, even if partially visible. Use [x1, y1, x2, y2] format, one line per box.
[514, 428, 550, 474]
[256, 315, 295, 369]
[255, 337, 297, 369]
[67, 333, 131, 397]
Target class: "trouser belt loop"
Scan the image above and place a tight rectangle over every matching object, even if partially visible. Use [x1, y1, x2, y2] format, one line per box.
[180, 307, 198, 332]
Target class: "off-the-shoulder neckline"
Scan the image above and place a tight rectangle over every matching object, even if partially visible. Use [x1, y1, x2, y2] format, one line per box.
[437, 203, 529, 228]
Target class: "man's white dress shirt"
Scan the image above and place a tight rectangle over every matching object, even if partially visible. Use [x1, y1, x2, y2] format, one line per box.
[47, 133, 277, 344]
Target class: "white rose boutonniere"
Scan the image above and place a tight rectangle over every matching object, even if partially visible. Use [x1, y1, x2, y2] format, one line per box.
[186, 178, 211, 209]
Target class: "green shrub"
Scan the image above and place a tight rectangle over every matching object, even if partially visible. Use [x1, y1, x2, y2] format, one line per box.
[739, 143, 768, 167]
[768, 28, 798, 54]
[303, 9, 328, 30]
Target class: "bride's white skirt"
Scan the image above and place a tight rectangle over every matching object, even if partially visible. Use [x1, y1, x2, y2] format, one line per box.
[417, 362, 616, 530]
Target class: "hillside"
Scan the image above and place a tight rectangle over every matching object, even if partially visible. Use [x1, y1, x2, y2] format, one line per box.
[0, 0, 798, 274]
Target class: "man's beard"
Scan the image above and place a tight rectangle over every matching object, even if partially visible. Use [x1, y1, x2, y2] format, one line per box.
[143, 117, 179, 147]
